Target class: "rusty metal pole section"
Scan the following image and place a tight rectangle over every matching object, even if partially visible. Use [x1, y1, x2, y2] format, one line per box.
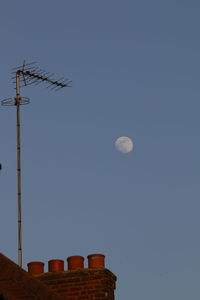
[16, 71, 23, 267]
[1, 61, 71, 268]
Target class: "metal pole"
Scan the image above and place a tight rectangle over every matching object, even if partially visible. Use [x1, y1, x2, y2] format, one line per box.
[16, 71, 22, 268]
[1, 62, 70, 268]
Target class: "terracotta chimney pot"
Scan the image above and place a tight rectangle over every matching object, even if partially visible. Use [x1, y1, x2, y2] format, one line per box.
[48, 259, 64, 272]
[27, 261, 44, 275]
[87, 254, 105, 268]
[67, 255, 84, 270]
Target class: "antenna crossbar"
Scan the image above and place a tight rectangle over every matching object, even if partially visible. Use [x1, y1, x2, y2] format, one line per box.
[14, 61, 72, 89]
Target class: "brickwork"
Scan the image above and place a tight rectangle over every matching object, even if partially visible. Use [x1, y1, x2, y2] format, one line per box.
[0, 253, 117, 300]
[0, 253, 65, 300]
[36, 268, 117, 300]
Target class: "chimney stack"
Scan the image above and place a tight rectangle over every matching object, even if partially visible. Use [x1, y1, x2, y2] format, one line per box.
[27, 253, 116, 300]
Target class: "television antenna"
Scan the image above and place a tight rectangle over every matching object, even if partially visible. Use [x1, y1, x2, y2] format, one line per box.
[1, 61, 71, 268]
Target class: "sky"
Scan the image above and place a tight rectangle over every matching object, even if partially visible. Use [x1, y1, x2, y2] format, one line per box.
[0, 1, 200, 299]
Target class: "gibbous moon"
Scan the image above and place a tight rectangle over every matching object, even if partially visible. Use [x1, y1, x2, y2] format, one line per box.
[115, 136, 134, 153]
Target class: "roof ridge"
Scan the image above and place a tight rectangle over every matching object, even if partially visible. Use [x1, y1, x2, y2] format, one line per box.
[0, 253, 65, 300]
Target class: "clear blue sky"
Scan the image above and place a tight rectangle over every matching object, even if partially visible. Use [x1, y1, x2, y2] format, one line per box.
[0, 1, 200, 299]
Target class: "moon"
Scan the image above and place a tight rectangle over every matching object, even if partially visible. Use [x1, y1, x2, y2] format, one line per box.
[115, 136, 134, 153]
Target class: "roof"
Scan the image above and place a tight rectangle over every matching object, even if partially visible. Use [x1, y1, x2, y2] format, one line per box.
[0, 253, 65, 300]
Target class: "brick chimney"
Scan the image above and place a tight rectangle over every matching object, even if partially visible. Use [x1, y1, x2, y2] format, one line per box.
[28, 254, 117, 300]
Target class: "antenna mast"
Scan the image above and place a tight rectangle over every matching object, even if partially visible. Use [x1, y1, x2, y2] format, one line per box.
[1, 61, 71, 268]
